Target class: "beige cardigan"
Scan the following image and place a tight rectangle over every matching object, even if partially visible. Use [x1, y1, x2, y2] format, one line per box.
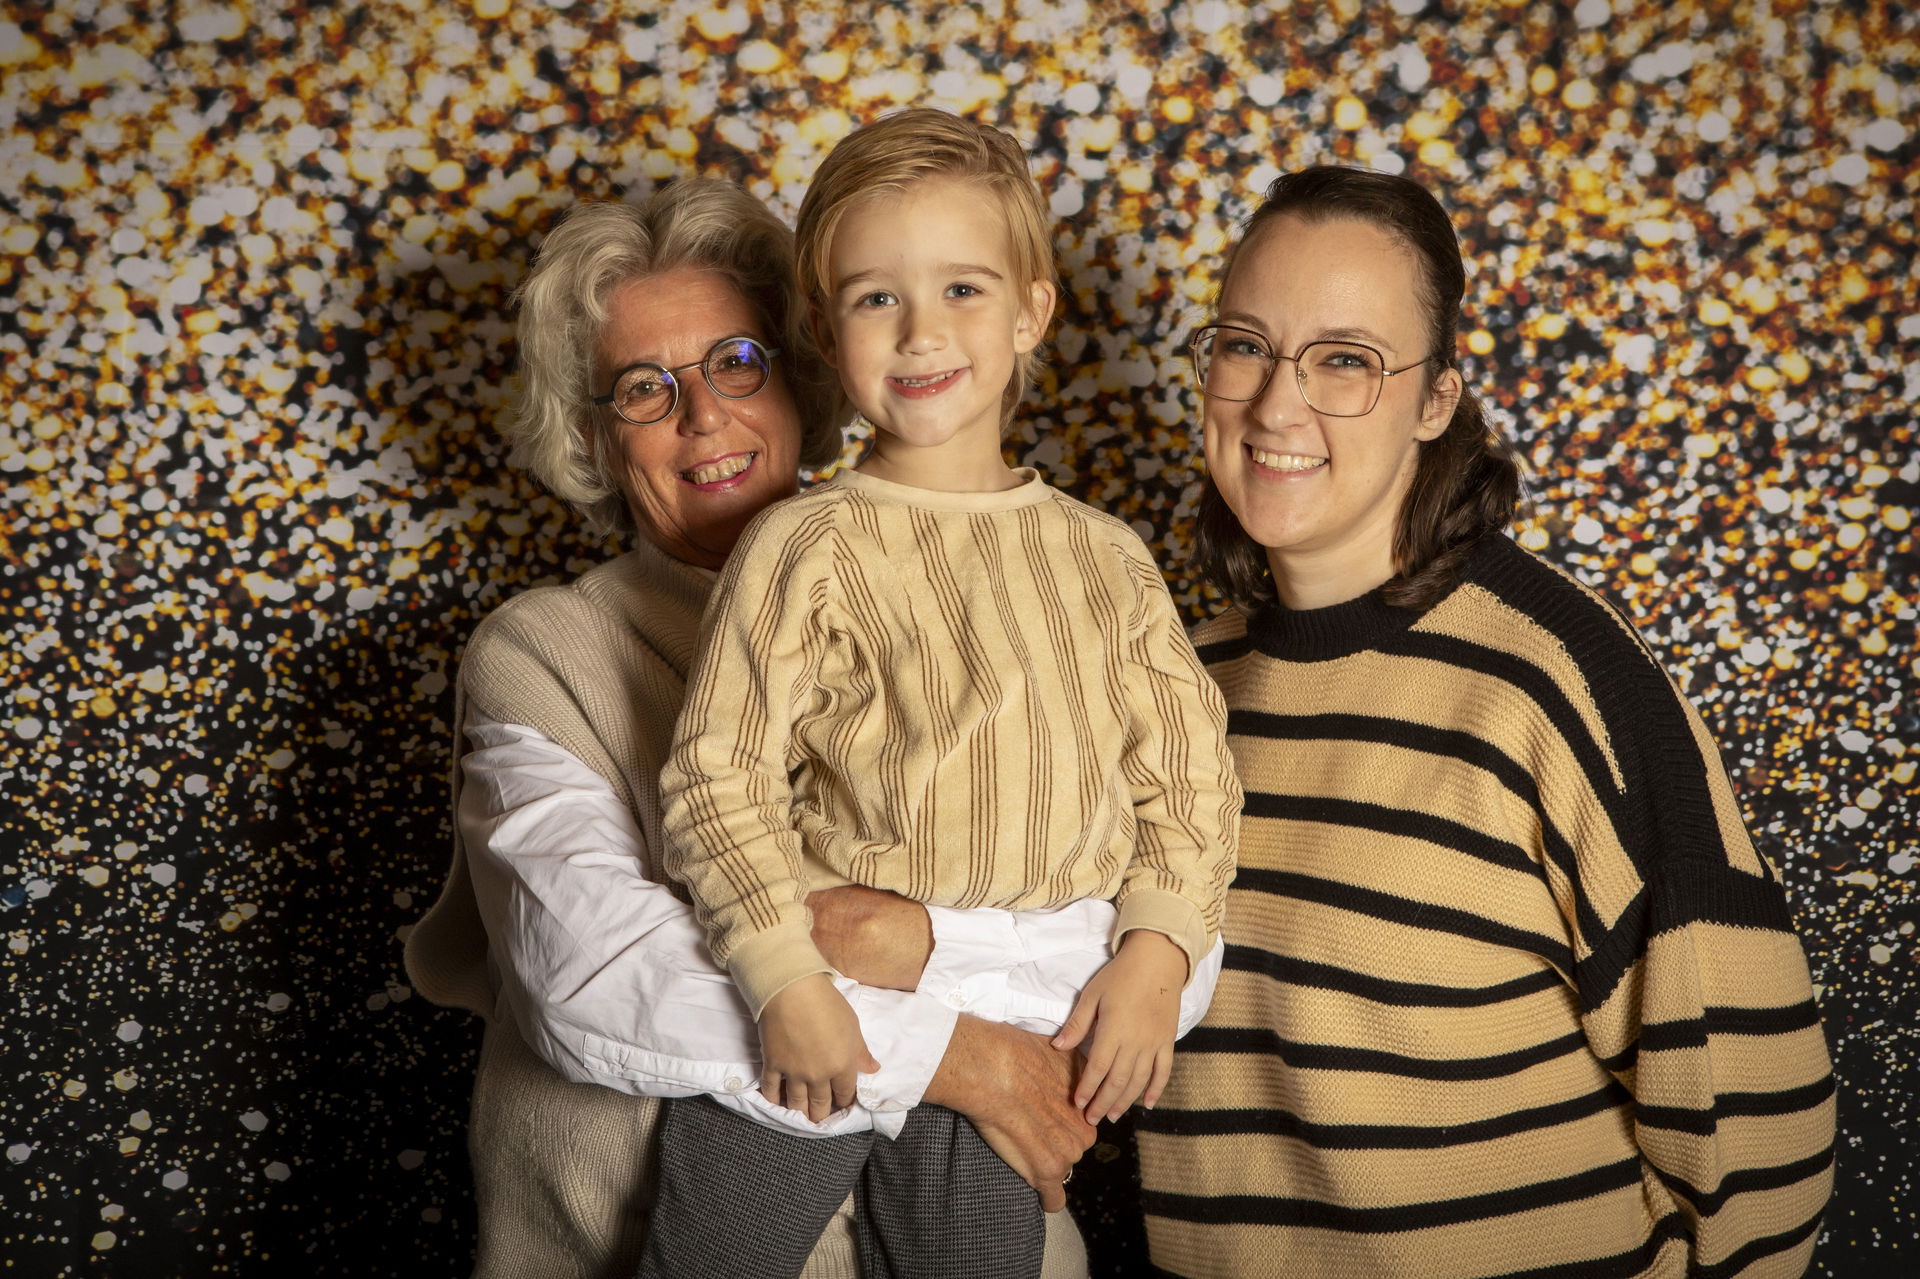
[405, 538, 1086, 1277]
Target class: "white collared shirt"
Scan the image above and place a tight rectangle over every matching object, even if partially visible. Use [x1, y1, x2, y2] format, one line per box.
[460, 710, 1223, 1139]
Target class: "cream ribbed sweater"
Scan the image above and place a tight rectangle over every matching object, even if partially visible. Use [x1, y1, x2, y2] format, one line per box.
[661, 468, 1241, 1015]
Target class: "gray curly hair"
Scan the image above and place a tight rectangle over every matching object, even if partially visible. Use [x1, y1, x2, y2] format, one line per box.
[506, 180, 847, 537]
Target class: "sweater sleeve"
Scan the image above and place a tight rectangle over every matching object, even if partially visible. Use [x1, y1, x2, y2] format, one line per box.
[1575, 675, 1835, 1276]
[659, 509, 837, 1018]
[1105, 533, 1242, 978]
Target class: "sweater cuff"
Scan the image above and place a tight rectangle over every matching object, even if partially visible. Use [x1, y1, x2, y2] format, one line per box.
[727, 922, 835, 1020]
[1113, 889, 1210, 985]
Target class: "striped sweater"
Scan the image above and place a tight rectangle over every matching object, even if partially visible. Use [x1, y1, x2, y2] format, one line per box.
[661, 466, 1241, 1016]
[1136, 533, 1834, 1279]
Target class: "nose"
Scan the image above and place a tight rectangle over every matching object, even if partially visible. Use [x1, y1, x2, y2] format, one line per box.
[675, 373, 733, 436]
[898, 300, 945, 356]
[1251, 353, 1313, 429]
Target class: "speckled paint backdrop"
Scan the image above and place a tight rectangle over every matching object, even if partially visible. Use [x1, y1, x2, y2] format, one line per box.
[1, 0, 1912, 1273]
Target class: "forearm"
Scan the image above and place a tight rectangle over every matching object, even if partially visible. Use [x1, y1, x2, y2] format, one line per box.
[1115, 550, 1242, 975]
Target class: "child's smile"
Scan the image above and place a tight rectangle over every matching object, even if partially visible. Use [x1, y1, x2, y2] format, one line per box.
[887, 368, 966, 397]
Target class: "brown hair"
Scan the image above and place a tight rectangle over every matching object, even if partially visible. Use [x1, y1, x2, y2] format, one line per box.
[794, 107, 1056, 416]
[1194, 165, 1523, 610]
[509, 181, 845, 537]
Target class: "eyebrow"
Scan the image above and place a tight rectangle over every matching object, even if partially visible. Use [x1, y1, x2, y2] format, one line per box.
[833, 262, 1006, 292]
[1214, 312, 1399, 351]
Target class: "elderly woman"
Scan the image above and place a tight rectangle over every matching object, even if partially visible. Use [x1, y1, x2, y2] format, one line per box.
[1135, 166, 1836, 1277]
[405, 179, 1098, 1279]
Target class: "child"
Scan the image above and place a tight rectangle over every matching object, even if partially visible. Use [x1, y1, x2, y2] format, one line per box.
[647, 109, 1240, 1279]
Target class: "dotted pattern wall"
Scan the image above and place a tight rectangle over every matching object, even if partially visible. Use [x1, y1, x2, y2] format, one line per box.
[1, 1, 1912, 1274]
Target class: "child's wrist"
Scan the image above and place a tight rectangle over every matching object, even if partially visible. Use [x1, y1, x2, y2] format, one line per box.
[1119, 927, 1181, 956]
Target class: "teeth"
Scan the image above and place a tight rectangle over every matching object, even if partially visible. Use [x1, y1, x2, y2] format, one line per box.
[895, 372, 955, 387]
[685, 453, 754, 484]
[1250, 448, 1324, 472]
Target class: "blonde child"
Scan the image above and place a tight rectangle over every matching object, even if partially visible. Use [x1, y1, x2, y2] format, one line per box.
[646, 109, 1239, 1279]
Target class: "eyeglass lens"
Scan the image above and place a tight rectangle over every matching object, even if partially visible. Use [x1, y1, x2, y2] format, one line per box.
[1194, 329, 1387, 417]
[612, 338, 773, 425]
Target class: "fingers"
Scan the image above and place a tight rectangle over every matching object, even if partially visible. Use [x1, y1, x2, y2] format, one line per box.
[1035, 1177, 1066, 1213]
[1074, 1032, 1117, 1111]
[760, 1070, 784, 1107]
[1141, 1043, 1173, 1111]
[1086, 1051, 1140, 1123]
[831, 1069, 860, 1115]
[1052, 991, 1097, 1052]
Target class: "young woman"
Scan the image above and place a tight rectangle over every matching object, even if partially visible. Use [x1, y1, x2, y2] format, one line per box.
[1136, 166, 1835, 1279]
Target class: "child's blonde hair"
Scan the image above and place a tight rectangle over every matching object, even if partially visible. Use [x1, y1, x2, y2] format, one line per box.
[795, 107, 1056, 416]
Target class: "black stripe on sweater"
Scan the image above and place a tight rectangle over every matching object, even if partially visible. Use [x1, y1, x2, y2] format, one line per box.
[1141, 1155, 1645, 1231]
[1654, 1141, 1837, 1217]
[1138, 1079, 1634, 1149]
[1635, 1072, 1836, 1135]
[1483, 1214, 1691, 1279]
[1222, 943, 1568, 1008]
[1232, 867, 1577, 974]
[1240, 790, 1540, 877]
[1579, 861, 1802, 1019]
[1634, 999, 1826, 1055]
[1694, 1207, 1826, 1279]
[1230, 708, 1611, 944]
[1177, 1025, 1591, 1081]
[1381, 627, 1637, 862]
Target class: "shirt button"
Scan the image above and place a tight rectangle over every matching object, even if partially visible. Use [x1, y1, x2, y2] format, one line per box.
[724, 1075, 745, 1091]
[946, 990, 970, 1009]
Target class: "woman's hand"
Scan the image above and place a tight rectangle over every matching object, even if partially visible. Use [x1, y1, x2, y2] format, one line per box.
[757, 973, 879, 1123]
[806, 884, 934, 991]
[923, 1018, 1098, 1212]
[1052, 928, 1185, 1123]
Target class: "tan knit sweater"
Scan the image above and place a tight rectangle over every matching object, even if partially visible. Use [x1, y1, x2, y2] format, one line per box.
[404, 540, 863, 1278]
[661, 467, 1242, 1016]
[1137, 534, 1833, 1278]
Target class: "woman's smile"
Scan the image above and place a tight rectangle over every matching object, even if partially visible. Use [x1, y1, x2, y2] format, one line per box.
[680, 450, 758, 488]
[1246, 445, 1325, 474]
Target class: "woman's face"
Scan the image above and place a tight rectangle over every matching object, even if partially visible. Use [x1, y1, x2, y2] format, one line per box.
[1202, 214, 1459, 607]
[596, 267, 804, 569]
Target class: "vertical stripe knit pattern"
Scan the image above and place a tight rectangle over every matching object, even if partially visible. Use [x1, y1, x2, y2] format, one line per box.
[661, 468, 1241, 1015]
[1137, 534, 1834, 1279]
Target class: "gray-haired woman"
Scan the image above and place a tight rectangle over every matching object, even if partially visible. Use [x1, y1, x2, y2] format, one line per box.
[407, 179, 1099, 1278]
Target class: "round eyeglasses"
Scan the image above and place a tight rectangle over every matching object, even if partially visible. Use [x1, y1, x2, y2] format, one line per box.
[1188, 324, 1431, 418]
[592, 336, 783, 427]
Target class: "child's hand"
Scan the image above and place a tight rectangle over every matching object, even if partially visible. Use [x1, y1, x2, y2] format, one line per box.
[1051, 929, 1186, 1123]
[758, 973, 880, 1124]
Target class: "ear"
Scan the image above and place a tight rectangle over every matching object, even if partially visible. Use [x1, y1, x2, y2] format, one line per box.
[809, 303, 839, 369]
[1013, 279, 1057, 355]
[1416, 367, 1461, 442]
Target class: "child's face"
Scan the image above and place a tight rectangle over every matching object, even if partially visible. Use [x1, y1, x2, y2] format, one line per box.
[819, 177, 1050, 461]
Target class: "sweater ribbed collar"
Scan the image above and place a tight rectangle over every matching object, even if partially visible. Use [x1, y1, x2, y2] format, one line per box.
[825, 465, 1055, 513]
[1244, 587, 1421, 662]
[1242, 533, 1511, 661]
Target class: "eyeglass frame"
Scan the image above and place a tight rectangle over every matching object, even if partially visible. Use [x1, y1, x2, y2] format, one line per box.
[590, 335, 784, 427]
[1187, 324, 1434, 419]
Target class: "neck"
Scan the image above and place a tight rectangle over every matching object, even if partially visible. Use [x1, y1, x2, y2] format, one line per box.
[1266, 545, 1398, 611]
[855, 432, 1021, 493]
